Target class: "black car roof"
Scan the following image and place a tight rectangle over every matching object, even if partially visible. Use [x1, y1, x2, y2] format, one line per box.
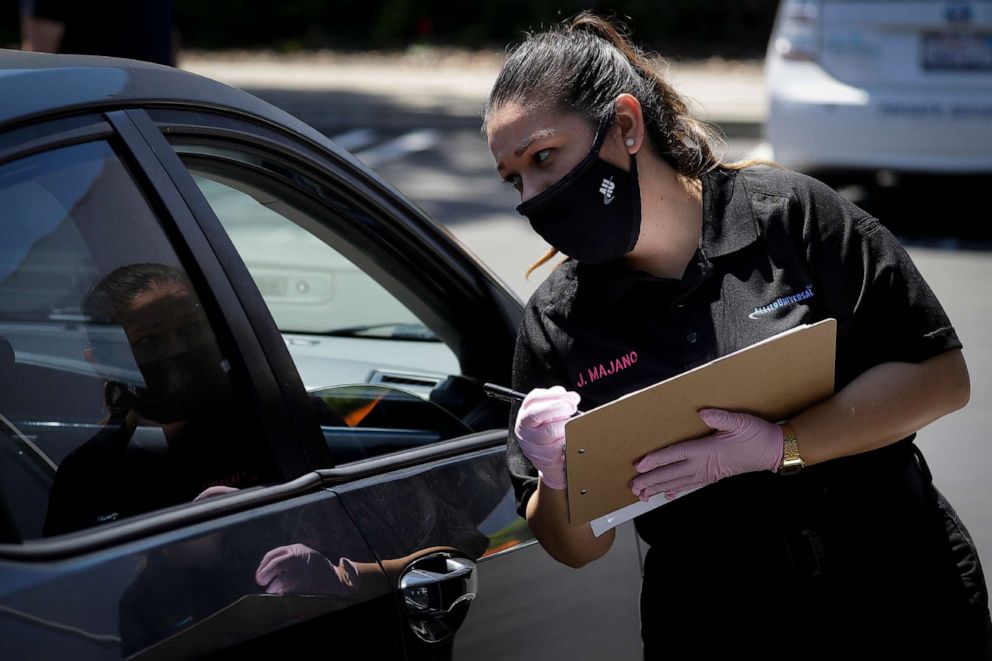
[0, 49, 332, 148]
[1, 49, 438, 220]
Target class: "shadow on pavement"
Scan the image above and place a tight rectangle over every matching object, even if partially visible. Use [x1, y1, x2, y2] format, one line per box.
[238, 86, 522, 226]
[821, 172, 992, 252]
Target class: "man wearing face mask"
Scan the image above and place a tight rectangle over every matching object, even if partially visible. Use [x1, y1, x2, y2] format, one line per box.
[43, 263, 269, 536]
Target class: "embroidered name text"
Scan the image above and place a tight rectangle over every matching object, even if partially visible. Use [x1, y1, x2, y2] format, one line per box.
[576, 350, 638, 388]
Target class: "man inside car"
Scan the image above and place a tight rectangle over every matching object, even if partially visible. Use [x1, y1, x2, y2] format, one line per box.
[44, 262, 271, 536]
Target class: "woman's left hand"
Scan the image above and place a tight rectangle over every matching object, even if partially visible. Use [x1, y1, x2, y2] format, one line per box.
[630, 408, 784, 501]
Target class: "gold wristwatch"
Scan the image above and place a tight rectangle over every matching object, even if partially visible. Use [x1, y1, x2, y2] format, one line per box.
[778, 422, 804, 475]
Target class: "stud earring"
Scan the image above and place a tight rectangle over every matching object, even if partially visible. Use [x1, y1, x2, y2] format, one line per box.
[625, 137, 635, 147]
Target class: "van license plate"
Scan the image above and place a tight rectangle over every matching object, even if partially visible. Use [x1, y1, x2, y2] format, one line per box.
[922, 32, 992, 70]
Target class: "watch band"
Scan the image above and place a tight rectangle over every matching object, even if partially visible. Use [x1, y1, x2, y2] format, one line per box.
[778, 421, 804, 476]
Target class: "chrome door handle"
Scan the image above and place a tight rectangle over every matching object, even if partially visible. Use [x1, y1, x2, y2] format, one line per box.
[399, 552, 478, 643]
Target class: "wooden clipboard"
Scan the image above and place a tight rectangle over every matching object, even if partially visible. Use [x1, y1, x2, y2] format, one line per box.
[563, 318, 837, 525]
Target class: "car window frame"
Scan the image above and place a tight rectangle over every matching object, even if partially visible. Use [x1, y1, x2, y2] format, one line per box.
[147, 107, 520, 368]
[141, 109, 520, 469]
[0, 114, 115, 166]
[175, 151, 452, 342]
[151, 111, 515, 354]
[0, 110, 315, 557]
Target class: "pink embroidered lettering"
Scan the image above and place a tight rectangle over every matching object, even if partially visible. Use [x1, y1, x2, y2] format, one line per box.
[574, 350, 639, 388]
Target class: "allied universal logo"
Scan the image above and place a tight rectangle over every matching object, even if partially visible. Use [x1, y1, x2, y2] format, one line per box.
[749, 284, 815, 319]
[599, 176, 616, 205]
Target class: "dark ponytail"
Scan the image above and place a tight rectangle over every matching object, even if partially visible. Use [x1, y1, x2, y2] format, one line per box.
[485, 12, 733, 179]
[485, 12, 764, 276]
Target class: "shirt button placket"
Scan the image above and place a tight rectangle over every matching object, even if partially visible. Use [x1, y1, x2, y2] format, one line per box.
[675, 259, 714, 367]
[679, 304, 713, 368]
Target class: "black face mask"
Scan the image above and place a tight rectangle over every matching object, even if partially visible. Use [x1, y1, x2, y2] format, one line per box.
[516, 117, 642, 264]
[107, 345, 227, 424]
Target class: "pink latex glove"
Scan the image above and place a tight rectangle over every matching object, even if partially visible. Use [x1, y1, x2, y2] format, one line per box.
[513, 386, 581, 490]
[630, 408, 784, 501]
[255, 543, 360, 596]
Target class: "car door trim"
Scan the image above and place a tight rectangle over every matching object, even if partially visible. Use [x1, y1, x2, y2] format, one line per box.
[0, 472, 326, 562]
[317, 429, 507, 485]
[0, 115, 113, 167]
[0, 429, 508, 561]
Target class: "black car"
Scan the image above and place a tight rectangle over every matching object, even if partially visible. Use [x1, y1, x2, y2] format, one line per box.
[0, 50, 646, 659]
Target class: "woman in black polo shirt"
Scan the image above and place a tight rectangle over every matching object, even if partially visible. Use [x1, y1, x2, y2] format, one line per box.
[486, 12, 990, 659]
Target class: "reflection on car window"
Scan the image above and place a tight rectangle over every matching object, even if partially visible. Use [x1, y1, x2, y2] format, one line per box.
[0, 141, 272, 542]
[310, 384, 472, 463]
[191, 174, 428, 337]
[178, 148, 489, 464]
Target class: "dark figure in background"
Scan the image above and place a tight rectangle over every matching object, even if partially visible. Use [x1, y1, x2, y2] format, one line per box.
[44, 263, 270, 536]
[21, 0, 175, 67]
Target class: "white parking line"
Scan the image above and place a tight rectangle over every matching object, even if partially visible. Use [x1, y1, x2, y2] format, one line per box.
[356, 129, 440, 167]
[330, 128, 378, 152]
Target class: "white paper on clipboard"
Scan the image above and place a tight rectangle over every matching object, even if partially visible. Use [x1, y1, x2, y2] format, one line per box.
[589, 486, 701, 537]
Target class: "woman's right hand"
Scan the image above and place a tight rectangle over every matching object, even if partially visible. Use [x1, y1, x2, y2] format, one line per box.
[255, 544, 359, 597]
[514, 386, 581, 490]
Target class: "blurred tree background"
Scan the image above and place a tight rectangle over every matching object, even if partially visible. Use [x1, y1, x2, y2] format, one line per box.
[173, 0, 777, 58]
[3, 1, 779, 58]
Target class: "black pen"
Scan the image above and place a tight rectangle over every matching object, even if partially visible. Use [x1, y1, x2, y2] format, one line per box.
[483, 383, 527, 404]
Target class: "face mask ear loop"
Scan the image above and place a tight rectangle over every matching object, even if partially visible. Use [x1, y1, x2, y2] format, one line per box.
[590, 114, 614, 156]
[624, 151, 643, 253]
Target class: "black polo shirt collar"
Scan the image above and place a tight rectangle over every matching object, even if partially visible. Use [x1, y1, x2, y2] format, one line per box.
[575, 167, 761, 302]
[700, 167, 761, 259]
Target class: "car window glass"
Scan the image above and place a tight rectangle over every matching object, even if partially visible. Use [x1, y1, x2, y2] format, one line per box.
[178, 150, 480, 465]
[191, 173, 424, 335]
[0, 140, 272, 542]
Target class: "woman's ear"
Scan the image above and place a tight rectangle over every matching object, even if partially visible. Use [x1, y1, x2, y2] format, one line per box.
[613, 93, 645, 154]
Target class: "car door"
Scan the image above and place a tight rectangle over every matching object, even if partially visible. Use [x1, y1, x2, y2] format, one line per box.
[0, 111, 404, 659]
[139, 105, 646, 659]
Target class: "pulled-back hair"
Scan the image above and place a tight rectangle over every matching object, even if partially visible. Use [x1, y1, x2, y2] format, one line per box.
[486, 12, 724, 177]
[485, 12, 763, 275]
[83, 263, 190, 324]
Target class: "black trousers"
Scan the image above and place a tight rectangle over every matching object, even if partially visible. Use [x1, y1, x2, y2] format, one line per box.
[639, 451, 991, 660]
